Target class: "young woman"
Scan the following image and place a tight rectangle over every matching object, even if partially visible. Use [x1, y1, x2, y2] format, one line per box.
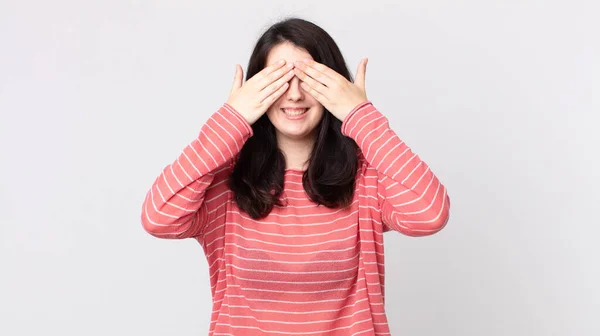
[141, 17, 450, 336]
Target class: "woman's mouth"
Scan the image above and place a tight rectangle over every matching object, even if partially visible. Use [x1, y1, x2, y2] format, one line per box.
[281, 108, 309, 120]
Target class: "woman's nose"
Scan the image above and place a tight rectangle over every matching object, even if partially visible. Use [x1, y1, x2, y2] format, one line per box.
[286, 76, 304, 101]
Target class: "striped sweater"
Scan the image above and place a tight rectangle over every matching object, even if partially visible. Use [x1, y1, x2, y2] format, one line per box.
[141, 101, 451, 335]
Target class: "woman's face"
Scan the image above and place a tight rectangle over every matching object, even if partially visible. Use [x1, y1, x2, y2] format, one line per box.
[265, 42, 324, 143]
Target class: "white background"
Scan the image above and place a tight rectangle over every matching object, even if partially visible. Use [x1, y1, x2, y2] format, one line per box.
[1, 0, 598, 335]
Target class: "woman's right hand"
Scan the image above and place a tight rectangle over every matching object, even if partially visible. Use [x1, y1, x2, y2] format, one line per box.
[226, 59, 295, 125]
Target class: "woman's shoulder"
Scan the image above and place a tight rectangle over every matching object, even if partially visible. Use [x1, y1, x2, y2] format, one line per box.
[355, 149, 379, 179]
[203, 158, 235, 194]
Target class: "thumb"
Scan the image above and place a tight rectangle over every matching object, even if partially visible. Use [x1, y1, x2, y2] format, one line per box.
[230, 64, 243, 92]
[355, 58, 367, 90]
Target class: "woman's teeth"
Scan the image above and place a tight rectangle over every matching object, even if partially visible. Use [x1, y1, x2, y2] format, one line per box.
[282, 108, 308, 116]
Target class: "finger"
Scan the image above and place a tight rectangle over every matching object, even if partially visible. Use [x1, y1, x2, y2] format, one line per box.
[355, 58, 367, 90]
[294, 60, 336, 87]
[230, 64, 243, 93]
[256, 62, 294, 91]
[251, 59, 288, 87]
[262, 81, 289, 106]
[258, 68, 295, 103]
[300, 81, 327, 105]
[293, 66, 328, 96]
[301, 59, 346, 84]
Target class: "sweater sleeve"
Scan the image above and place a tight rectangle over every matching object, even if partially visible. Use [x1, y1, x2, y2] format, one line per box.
[140, 103, 252, 239]
[341, 101, 450, 237]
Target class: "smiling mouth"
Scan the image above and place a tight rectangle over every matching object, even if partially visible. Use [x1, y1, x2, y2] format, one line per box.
[281, 108, 309, 116]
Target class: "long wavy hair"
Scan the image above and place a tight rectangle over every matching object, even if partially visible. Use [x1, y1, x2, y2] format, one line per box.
[228, 17, 360, 219]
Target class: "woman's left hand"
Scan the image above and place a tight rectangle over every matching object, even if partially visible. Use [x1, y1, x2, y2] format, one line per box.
[293, 58, 369, 122]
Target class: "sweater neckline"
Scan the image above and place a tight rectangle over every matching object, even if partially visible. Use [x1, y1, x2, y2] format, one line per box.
[284, 168, 306, 173]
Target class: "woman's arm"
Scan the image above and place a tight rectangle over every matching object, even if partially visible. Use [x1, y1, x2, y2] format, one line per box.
[140, 104, 252, 239]
[342, 101, 450, 236]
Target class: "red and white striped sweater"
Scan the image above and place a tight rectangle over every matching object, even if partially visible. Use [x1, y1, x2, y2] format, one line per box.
[141, 101, 450, 335]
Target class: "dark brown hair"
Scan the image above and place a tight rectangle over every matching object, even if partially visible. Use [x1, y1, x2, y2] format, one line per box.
[228, 17, 360, 219]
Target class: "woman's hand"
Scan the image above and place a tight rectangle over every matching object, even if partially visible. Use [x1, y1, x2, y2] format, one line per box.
[293, 58, 369, 121]
[227, 60, 295, 125]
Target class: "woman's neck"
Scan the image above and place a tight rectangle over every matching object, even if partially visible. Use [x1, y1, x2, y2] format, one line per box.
[277, 134, 315, 171]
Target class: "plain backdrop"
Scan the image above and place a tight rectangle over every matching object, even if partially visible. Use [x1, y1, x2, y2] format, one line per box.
[1, 0, 598, 335]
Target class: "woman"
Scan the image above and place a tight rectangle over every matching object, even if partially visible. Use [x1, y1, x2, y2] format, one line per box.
[141, 17, 450, 335]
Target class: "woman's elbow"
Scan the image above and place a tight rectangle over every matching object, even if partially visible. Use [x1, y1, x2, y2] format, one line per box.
[398, 195, 451, 237]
